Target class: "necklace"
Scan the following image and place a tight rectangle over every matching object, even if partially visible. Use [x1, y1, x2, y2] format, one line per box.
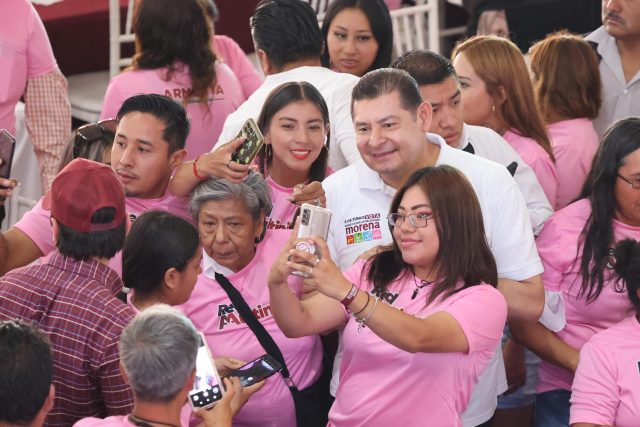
[411, 275, 433, 300]
[128, 414, 179, 427]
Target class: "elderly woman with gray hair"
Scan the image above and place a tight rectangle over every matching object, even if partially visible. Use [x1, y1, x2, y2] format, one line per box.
[74, 305, 250, 427]
[178, 172, 327, 427]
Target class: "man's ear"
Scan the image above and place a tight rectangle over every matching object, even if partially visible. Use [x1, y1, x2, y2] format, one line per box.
[120, 362, 130, 385]
[417, 101, 434, 133]
[257, 49, 272, 75]
[169, 148, 188, 170]
[51, 217, 60, 242]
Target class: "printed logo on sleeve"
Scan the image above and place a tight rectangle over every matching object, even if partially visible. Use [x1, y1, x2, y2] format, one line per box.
[344, 213, 383, 245]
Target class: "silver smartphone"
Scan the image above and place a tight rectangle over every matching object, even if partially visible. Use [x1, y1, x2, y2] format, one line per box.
[189, 333, 225, 410]
[292, 204, 332, 277]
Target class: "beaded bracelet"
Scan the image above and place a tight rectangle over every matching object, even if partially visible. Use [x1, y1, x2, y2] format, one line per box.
[357, 296, 379, 333]
[193, 155, 208, 181]
[340, 283, 358, 308]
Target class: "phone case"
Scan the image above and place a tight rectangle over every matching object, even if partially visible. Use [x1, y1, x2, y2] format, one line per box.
[296, 203, 332, 245]
[0, 130, 16, 179]
[189, 333, 225, 409]
[231, 118, 264, 165]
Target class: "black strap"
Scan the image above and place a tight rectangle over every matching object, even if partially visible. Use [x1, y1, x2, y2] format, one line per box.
[506, 161, 518, 177]
[214, 272, 296, 387]
[462, 142, 475, 154]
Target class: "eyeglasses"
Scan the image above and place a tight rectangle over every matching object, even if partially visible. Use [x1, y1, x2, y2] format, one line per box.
[617, 173, 640, 190]
[73, 119, 117, 159]
[387, 213, 434, 228]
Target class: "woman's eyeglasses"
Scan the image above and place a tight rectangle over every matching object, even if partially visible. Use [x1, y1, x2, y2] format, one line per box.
[73, 119, 117, 159]
[617, 173, 640, 190]
[387, 213, 434, 228]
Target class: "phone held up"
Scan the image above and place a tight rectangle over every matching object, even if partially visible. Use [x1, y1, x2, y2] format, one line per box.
[0, 130, 16, 203]
[292, 203, 332, 277]
[226, 354, 283, 387]
[189, 333, 225, 410]
[231, 118, 264, 165]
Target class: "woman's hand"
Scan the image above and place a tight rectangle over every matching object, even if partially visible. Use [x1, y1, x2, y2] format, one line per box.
[0, 178, 17, 202]
[214, 357, 245, 377]
[267, 228, 302, 287]
[287, 235, 352, 301]
[288, 181, 326, 207]
[196, 138, 254, 183]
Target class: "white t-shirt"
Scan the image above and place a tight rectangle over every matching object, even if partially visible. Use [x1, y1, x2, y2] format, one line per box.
[324, 133, 543, 426]
[459, 124, 553, 235]
[216, 66, 360, 171]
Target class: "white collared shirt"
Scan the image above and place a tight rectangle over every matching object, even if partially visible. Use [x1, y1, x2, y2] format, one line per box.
[586, 26, 640, 137]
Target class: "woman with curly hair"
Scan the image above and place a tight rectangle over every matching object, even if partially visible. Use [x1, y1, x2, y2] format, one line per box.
[100, 0, 246, 159]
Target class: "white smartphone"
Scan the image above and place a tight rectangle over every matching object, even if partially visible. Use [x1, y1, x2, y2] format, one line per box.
[189, 333, 224, 410]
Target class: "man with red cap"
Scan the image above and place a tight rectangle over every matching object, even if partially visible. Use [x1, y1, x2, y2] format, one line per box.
[0, 158, 135, 426]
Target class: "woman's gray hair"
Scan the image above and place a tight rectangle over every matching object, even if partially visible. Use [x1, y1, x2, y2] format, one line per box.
[118, 304, 199, 402]
[190, 171, 273, 220]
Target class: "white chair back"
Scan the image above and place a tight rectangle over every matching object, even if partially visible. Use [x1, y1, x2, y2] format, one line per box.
[109, 0, 136, 78]
[390, 1, 440, 56]
[4, 185, 38, 231]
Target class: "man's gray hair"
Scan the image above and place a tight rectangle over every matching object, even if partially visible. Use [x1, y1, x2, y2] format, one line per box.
[119, 304, 199, 402]
[190, 171, 273, 220]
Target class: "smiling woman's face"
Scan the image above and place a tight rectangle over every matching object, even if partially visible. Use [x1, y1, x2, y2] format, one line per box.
[197, 198, 264, 272]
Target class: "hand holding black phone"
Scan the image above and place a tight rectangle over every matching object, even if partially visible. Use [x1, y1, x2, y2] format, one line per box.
[225, 354, 282, 387]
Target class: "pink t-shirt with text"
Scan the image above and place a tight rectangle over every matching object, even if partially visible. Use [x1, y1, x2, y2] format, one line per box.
[570, 315, 640, 427]
[13, 192, 190, 277]
[0, 0, 57, 134]
[503, 130, 558, 208]
[213, 35, 263, 99]
[547, 118, 599, 209]
[177, 229, 323, 427]
[328, 260, 507, 427]
[265, 176, 298, 230]
[100, 62, 246, 159]
[535, 199, 640, 393]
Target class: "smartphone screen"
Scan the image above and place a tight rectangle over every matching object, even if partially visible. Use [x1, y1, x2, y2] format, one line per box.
[229, 354, 282, 387]
[189, 335, 224, 409]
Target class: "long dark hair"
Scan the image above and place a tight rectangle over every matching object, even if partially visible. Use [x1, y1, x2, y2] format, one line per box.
[577, 117, 640, 302]
[613, 239, 640, 314]
[320, 0, 393, 74]
[366, 165, 497, 304]
[122, 211, 200, 297]
[132, 0, 217, 108]
[256, 82, 330, 183]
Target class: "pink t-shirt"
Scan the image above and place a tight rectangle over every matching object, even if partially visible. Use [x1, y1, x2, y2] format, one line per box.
[74, 415, 135, 427]
[213, 35, 263, 99]
[13, 192, 190, 277]
[570, 315, 640, 427]
[503, 130, 558, 208]
[101, 62, 246, 160]
[535, 199, 640, 393]
[177, 229, 323, 427]
[328, 260, 507, 427]
[547, 118, 599, 209]
[0, 0, 57, 134]
[265, 176, 298, 230]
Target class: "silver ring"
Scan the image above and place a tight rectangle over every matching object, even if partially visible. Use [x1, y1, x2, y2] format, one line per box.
[314, 258, 321, 265]
[309, 267, 313, 276]
[314, 198, 320, 206]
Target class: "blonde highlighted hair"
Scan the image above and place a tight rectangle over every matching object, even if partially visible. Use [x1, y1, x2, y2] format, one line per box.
[529, 31, 602, 123]
[452, 35, 554, 161]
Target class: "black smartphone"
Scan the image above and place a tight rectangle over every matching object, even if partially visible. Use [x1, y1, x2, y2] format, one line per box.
[0, 130, 15, 180]
[189, 333, 225, 409]
[227, 354, 283, 387]
[231, 118, 264, 165]
[0, 130, 16, 203]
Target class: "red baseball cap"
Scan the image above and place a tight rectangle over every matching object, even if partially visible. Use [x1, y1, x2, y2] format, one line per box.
[43, 158, 126, 232]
